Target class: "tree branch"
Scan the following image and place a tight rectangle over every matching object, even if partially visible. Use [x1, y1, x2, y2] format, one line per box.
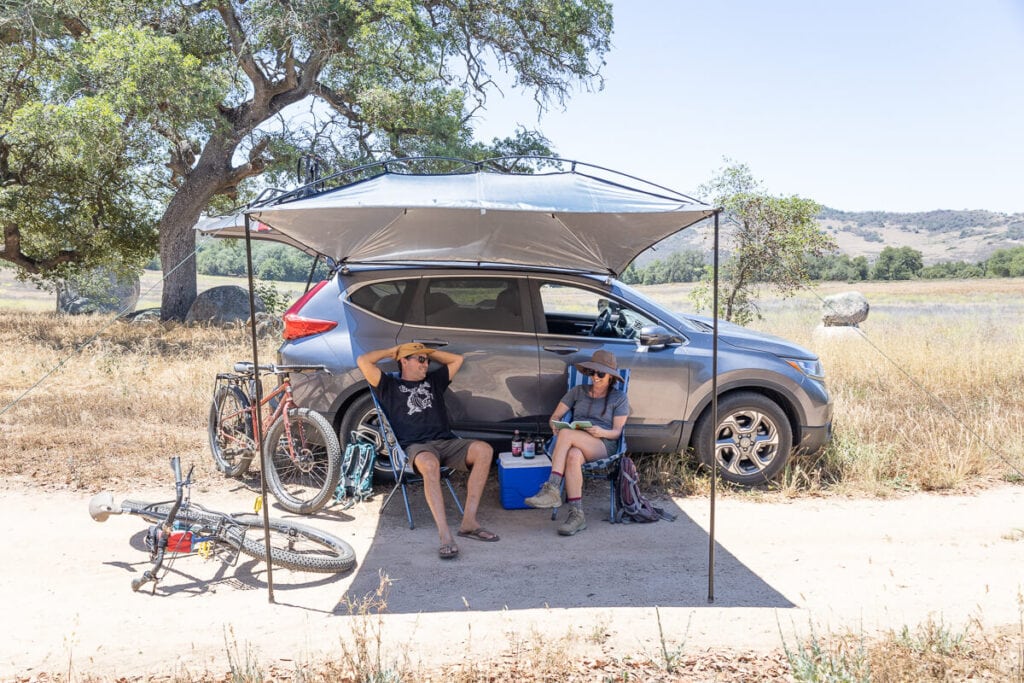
[2, 223, 80, 274]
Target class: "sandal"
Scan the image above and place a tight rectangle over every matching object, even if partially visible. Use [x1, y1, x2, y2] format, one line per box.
[457, 527, 500, 542]
[439, 543, 459, 559]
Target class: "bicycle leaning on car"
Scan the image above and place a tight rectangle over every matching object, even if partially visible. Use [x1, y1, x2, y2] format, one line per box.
[208, 361, 341, 515]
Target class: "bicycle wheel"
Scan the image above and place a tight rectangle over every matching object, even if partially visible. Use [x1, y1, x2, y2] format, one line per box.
[208, 384, 254, 477]
[226, 514, 355, 573]
[263, 407, 341, 515]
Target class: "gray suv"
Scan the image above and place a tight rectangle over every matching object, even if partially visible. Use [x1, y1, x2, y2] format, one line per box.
[223, 158, 832, 486]
[277, 264, 832, 486]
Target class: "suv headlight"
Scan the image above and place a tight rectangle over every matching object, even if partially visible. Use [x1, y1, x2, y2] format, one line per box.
[784, 357, 825, 381]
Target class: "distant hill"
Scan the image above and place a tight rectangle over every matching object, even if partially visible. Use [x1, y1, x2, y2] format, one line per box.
[636, 208, 1024, 267]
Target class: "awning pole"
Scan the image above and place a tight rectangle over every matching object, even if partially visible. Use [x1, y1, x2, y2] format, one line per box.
[244, 213, 275, 603]
[708, 209, 720, 603]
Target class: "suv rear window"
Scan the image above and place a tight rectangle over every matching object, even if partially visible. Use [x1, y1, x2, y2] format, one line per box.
[348, 280, 412, 322]
[420, 278, 526, 332]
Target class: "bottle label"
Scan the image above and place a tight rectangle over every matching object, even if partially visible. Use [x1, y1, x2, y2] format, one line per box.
[523, 440, 535, 458]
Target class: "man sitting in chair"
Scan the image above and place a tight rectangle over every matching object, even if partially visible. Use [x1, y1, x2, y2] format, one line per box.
[357, 343, 499, 559]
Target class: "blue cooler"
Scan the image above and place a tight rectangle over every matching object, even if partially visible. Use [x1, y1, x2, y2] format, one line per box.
[497, 452, 552, 510]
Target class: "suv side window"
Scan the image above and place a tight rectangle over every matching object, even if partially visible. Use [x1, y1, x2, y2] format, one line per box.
[419, 278, 526, 332]
[538, 282, 655, 339]
[348, 279, 412, 322]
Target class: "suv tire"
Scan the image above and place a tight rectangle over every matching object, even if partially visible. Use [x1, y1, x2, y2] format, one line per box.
[338, 392, 396, 482]
[694, 392, 793, 486]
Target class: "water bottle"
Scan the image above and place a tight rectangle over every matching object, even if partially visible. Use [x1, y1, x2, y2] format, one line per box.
[523, 435, 535, 459]
[511, 429, 523, 457]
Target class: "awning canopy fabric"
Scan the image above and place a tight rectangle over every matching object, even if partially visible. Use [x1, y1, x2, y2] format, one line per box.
[242, 170, 714, 276]
[193, 213, 322, 256]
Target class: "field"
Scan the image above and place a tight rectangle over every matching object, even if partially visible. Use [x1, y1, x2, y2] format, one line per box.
[1, 273, 1023, 681]
[1, 271, 1022, 495]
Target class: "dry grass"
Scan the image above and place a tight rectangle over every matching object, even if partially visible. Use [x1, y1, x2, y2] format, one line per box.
[0, 311, 270, 489]
[641, 278, 1024, 497]
[3, 279, 1024, 498]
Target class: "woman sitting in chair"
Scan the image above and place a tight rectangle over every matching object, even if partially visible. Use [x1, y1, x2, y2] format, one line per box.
[524, 349, 629, 536]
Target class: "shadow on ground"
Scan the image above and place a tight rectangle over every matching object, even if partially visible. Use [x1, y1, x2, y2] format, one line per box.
[337, 474, 793, 614]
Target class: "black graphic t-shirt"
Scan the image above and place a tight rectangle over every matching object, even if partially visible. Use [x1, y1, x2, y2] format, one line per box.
[377, 366, 455, 447]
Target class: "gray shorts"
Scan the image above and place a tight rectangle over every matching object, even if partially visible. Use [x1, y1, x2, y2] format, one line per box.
[406, 438, 474, 473]
[598, 437, 619, 458]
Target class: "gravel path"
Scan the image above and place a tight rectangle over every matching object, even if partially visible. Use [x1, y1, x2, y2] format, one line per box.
[2, 477, 1022, 679]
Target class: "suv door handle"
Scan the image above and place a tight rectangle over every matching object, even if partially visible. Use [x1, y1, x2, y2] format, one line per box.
[543, 345, 579, 355]
[413, 339, 449, 347]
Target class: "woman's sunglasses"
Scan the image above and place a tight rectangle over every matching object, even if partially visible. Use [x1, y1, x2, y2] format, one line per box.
[581, 368, 607, 379]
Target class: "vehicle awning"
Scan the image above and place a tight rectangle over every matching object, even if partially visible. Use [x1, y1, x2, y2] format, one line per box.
[245, 169, 715, 276]
[194, 213, 322, 256]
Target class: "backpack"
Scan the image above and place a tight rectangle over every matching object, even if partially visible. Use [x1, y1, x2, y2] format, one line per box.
[333, 432, 377, 509]
[614, 455, 676, 523]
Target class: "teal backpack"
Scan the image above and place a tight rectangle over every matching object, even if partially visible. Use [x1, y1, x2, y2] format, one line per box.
[333, 432, 377, 509]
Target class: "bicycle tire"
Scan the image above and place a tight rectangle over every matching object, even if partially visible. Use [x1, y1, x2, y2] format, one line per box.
[227, 514, 356, 573]
[208, 385, 254, 477]
[263, 408, 341, 515]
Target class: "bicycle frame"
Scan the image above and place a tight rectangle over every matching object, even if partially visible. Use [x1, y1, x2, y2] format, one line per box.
[89, 456, 244, 593]
[212, 371, 286, 442]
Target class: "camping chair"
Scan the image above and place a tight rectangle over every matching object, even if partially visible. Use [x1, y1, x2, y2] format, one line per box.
[546, 366, 630, 522]
[368, 388, 464, 530]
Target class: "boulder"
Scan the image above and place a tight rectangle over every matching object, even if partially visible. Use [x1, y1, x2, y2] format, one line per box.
[56, 268, 140, 315]
[186, 285, 265, 325]
[821, 291, 869, 327]
[121, 307, 162, 323]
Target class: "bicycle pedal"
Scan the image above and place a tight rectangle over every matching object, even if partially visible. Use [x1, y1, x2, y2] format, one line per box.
[253, 495, 263, 513]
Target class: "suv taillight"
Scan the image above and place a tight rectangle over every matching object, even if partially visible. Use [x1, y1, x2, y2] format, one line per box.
[281, 280, 338, 340]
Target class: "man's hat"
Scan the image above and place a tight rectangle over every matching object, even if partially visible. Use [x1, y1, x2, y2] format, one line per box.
[394, 342, 436, 360]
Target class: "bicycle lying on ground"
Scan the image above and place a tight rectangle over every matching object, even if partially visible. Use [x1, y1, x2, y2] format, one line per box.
[209, 361, 341, 514]
[89, 456, 356, 593]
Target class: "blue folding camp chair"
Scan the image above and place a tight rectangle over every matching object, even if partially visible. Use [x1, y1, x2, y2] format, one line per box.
[546, 366, 630, 522]
[368, 389, 464, 530]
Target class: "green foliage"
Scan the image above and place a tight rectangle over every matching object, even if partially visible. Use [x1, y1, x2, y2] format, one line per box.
[0, 4, 161, 284]
[919, 261, 984, 279]
[805, 253, 870, 282]
[196, 239, 329, 282]
[621, 250, 706, 285]
[985, 246, 1024, 277]
[871, 246, 924, 280]
[2, 0, 614, 320]
[690, 161, 836, 324]
[253, 280, 288, 316]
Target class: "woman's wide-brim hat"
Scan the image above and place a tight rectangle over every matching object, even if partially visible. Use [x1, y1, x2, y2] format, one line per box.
[574, 349, 623, 382]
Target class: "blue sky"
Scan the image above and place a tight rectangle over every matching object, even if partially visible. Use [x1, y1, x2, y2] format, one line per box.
[471, 0, 1024, 213]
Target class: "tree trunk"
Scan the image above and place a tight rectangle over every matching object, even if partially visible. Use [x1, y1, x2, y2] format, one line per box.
[157, 194, 202, 321]
[158, 141, 236, 321]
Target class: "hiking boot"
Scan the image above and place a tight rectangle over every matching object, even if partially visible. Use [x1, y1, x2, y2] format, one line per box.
[557, 508, 587, 536]
[524, 482, 561, 509]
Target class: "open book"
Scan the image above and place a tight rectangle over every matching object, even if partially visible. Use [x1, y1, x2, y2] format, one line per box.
[551, 420, 592, 431]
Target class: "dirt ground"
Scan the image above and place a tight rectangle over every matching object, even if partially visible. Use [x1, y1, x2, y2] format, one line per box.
[2, 473, 1023, 680]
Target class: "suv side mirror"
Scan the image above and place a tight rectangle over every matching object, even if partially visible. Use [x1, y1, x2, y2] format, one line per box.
[638, 325, 682, 351]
